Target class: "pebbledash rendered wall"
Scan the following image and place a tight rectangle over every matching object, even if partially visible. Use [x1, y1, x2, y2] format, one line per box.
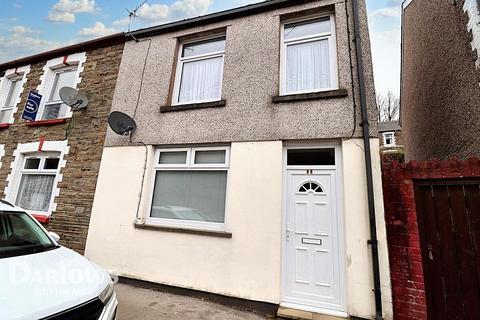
[106, 0, 378, 148]
[401, 0, 480, 161]
[382, 157, 480, 320]
[0, 43, 124, 253]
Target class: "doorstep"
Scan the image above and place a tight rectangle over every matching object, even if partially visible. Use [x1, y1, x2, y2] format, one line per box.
[277, 307, 345, 320]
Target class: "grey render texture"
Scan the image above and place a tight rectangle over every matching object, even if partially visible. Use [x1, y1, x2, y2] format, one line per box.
[401, 0, 480, 161]
[106, 0, 377, 147]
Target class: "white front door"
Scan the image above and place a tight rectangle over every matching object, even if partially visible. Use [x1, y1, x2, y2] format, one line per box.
[284, 168, 345, 312]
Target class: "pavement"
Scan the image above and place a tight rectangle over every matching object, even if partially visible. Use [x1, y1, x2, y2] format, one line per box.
[115, 283, 273, 320]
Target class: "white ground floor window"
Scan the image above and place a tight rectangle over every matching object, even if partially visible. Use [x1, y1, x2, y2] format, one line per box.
[4, 140, 69, 216]
[15, 153, 60, 212]
[147, 146, 230, 231]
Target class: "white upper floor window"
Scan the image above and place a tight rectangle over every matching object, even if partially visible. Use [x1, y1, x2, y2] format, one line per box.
[42, 65, 78, 120]
[383, 132, 396, 147]
[281, 15, 338, 95]
[0, 76, 23, 123]
[0, 65, 29, 124]
[173, 37, 226, 105]
[36, 52, 86, 121]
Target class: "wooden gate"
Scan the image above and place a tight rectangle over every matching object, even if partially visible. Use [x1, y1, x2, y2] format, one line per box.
[415, 179, 480, 320]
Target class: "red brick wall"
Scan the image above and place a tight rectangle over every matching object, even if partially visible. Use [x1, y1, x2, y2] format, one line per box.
[382, 157, 480, 320]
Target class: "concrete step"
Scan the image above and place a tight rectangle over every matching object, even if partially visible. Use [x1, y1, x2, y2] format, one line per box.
[277, 307, 346, 320]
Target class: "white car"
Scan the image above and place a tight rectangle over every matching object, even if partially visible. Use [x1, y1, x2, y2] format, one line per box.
[0, 200, 117, 320]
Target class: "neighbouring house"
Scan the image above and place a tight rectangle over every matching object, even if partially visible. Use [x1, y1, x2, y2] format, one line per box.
[401, 0, 480, 161]
[0, 34, 125, 253]
[85, 0, 393, 319]
[378, 121, 404, 161]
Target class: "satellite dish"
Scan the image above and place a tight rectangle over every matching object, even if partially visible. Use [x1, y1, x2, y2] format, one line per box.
[108, 111, 137, 136]
[59, 87, 88, 110]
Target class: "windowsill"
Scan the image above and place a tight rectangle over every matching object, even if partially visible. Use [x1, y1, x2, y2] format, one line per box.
[160, 100, 226, 113]
[26, 118, 68, 127]
[0, 123, 10, 129]
[134, 222, 232, 238]
[272, 89, 348, 103]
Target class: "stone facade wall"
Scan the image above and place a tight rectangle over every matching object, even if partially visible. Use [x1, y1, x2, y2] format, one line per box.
[0, 44, 124, 253]
[401, 0, 480, 161]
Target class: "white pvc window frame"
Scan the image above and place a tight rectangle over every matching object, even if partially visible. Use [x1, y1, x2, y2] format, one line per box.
[0, 145, 4, 169]
[0, 65, 30, 124]
[0, 76, 22, 122]
[280, 13, 339, 96]
[382, 132, 396, 147]
[146, 146, 230, 231]
[4, 140, 69, 217]
[172, 35, 226, 106]
[36, 52, 86, 121]
[15, 153, 60, 215]
[41, 65, 78, 120]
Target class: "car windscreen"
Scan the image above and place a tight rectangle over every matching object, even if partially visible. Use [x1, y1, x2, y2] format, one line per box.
[0, 211, 57, 259]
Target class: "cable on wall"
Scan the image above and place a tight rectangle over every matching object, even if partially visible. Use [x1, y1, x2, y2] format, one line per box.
[130, 134, 148, 223]
[345, 0, 359, 140]
[125, 32, 152, 223]
[64, 116, 74, 139]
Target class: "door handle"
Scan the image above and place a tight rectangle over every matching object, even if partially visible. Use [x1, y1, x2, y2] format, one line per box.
[427, 245, 434, 261]
[286, 228, 292, 241]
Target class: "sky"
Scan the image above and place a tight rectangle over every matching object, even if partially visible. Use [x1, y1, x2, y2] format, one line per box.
[0, 0, 402, 96]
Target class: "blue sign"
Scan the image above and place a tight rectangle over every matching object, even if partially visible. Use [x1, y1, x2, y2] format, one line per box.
[22, 91, 42, 121]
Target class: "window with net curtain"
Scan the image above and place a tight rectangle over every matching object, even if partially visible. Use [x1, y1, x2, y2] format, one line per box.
[0, 76, 23, 123]
[150, 148, 228, 225]
[282, 16, 336, 94]
[15, 153, 60, 213]
[42, 66, 77, 120]
[174, 37, 226, 105]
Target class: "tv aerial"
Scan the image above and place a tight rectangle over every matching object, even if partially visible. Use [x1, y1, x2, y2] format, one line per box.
[108, 111, 137, 136]
[126, 0, 147, 32]
[59, 87, 88, 110]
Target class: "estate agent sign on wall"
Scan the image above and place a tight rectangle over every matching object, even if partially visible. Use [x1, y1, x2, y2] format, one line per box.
[22, 91, 42, 121]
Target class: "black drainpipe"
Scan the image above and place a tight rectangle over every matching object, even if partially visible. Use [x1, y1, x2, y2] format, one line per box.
[351, 1, 383, 319]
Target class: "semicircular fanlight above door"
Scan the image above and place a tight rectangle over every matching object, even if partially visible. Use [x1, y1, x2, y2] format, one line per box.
[298, 181, 324, 194]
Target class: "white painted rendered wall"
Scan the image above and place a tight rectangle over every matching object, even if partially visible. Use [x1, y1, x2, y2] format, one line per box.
[342, 138, 393, 319]
[85, 141, 284, 303]
[85, 139, 392, 318]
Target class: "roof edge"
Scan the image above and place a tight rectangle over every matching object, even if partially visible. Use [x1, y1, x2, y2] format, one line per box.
[1, 0, 322, 70]
[402, 0, 414, 10]
[128, 0, 319, 39]
[0, 32, 125, 72]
